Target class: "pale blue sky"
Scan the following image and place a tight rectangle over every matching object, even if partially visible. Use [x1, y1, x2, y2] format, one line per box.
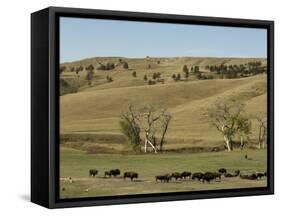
[60, 17, 267, 63]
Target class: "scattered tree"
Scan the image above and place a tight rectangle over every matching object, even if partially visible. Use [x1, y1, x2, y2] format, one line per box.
[106, 75, 113, 82]
[59, 66, 66, 74]
[183, 65, 189, 79]
[144, 74, 148, 81]
[132, 71, 137, 77]
[123, 62, 129, 69]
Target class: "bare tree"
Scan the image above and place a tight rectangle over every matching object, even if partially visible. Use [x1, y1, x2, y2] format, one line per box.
[208, 103, 245, 151]
[159, 112, 172, 152]
[140, 105, 162, 148]
[120, 104, 172, 153]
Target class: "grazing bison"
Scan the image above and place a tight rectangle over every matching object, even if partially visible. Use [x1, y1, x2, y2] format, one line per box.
[124, 171, 138, 181]
[192, 172, 204, 181]
[89, 169, 98, 177]
[181, 171, 192, 179]
[110, 169, 121, 177]
[210, 172, 221, 180]
[256, 172, 266, 179]
[202, 172, 216, 183]
[218, 168, 227, 174]
[224, 170, 240, 178]
[104, 171, 111, 178]
[248, 173, 258, 180]
[155, 174, 171, 182]
[240, 173, 258, 180]
[171, 172, 183, 181]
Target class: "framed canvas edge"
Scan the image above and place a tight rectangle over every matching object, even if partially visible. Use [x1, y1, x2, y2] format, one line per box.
[43, 6, 274, 209]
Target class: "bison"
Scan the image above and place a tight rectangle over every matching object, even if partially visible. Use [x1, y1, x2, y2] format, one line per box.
[171, 172, 183, 181]
[256, 172, 266, 179]
[89, 169, 98, 177]
[104, 171, 111, 178]
[240, 173, 258, 180]
[110, 169, 121, 177]
[202, 172, 216, 183]
[224, 170, 240, 178]
[218, 168, 227, 174]
[124, 171, 138, 181]
[155, 174, 171, 182]
[181, 171, 192, 179]
[192, 172, 204, 181]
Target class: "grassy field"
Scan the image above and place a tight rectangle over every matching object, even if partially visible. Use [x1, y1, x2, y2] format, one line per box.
[60, 147, 267, 198]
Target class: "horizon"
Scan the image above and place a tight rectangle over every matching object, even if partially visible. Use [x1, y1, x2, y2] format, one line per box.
[60, 55, 267, 64]
[60, 17, 267, 63]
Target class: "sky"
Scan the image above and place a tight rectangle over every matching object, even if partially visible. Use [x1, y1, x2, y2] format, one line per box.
[60, 17, 267, 63]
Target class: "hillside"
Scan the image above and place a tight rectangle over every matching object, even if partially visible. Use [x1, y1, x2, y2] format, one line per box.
[60, 56, 267, 151]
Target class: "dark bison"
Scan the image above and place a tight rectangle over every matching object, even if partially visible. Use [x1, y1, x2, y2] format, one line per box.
[181, 171, 192, 179]
[210, 172, 221, 180]
[124, 171, 138, 181]
[89, 169, 98, 177]
[224, 170, 240, 178]
[171, 172, 183, 181]
[104, 171, 111, 178]
[155, 174, 171, 182]
[202, 172, 216, 183]
[240, 173, 258, 180]
[218, 168, 227, 174]
[110, 169, 121, 177]
[256, 172, 266, 179]
[192, 172, 204, 181]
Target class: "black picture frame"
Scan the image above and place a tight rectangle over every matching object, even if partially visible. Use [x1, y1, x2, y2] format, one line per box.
[31, 6, 274, 209]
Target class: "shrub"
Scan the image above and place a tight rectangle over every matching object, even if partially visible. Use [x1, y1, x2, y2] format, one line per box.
[106, 75, 113, 82]
[148, 79, 156, 85]
[144, 74, 148, 81]
[123, 62, 129, 69]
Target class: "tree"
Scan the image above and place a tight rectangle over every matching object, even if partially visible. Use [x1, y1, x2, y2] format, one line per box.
[120, 104, 172, 153]
[194, 66, 200, 73]
[172, 74, 176, 81]
[132, 71, 137, 77]
[106, 75, 113, 82]
[208, 103, 245, 151]
[86, 68, 94, 81]
[236, 117, 252, 150]
[86, 64, 94, 71]
[196, 72, 202, 80]
[257, 116, 267, 149]
[159, 112, 172, 152]
[59, 66, 66, 74]
[120, 106, 141, 152]
[123, 62, 129, 69]
[144, 75, 148, 81]
[183, 65, 189, 79]
[182, 65, 188, 73]
[148, 79, 156, 85]
[176, 73, 181, 81]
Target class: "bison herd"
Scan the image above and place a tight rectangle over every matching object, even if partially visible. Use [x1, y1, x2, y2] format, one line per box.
[87, 168, 267, 183]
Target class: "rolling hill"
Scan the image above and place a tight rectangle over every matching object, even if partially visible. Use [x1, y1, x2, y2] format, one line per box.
[60, 56, 267, 151]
